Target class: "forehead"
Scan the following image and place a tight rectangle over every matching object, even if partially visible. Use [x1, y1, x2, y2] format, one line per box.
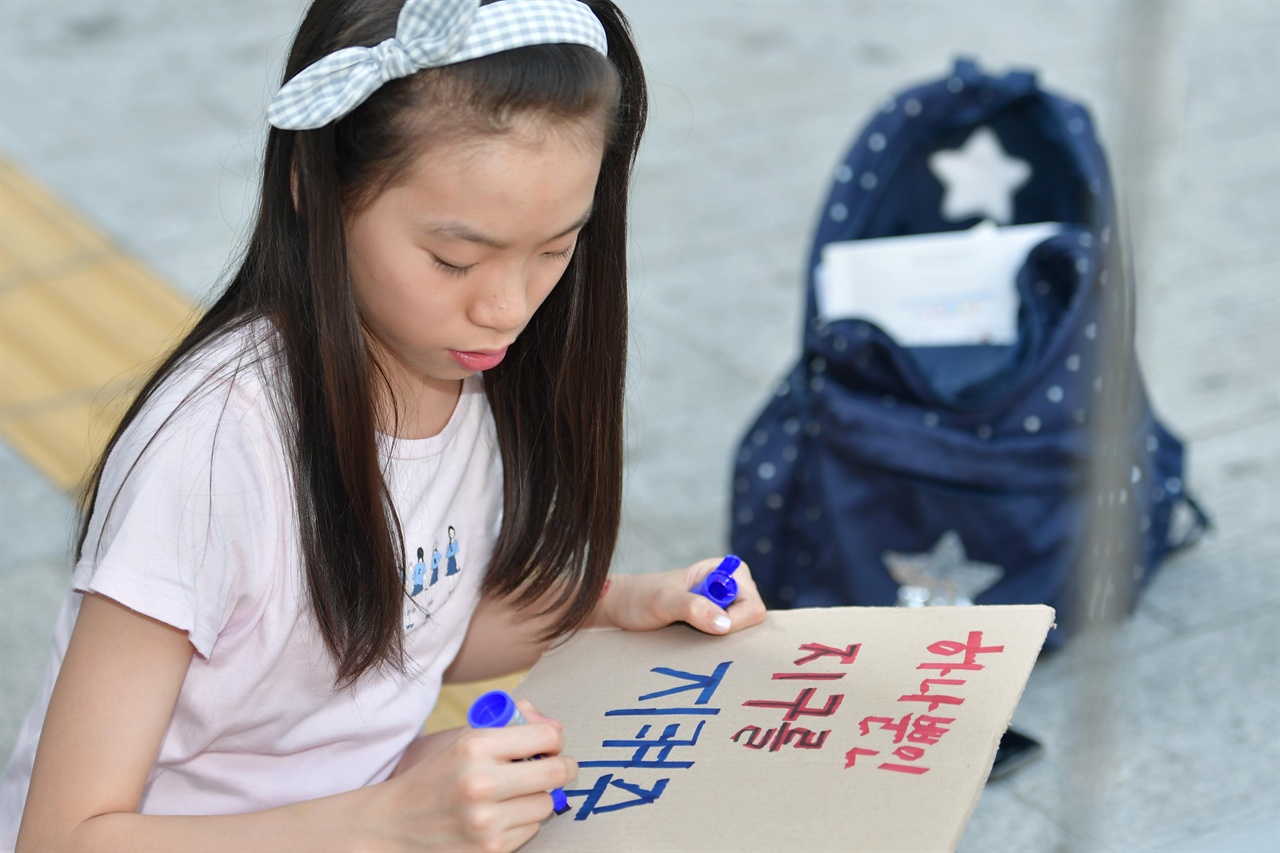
[371, 117, 604, 238]
[419, 114, 605, 179]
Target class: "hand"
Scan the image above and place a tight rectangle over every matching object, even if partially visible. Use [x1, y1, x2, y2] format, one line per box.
[595, 558, 767, 636]
[370, 701, 576, 852]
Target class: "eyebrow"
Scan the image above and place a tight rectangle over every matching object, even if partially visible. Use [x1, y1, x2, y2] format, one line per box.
[426, 206, 594, 250]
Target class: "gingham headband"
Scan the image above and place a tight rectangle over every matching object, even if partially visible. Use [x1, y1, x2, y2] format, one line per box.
[267, 0, 608, 131]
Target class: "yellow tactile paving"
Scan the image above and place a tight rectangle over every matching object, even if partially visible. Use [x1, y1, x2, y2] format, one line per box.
[0, 242, 23, 283]
[0, 157, 195, 491]
[3, 396, 136, 497]
[0, 154, 521, 731]
[1, 258, 192, 407]
[0, 159, 111, 290]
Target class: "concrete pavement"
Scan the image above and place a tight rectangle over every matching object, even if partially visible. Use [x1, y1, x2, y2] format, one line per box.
[1, 1, 1276, 849]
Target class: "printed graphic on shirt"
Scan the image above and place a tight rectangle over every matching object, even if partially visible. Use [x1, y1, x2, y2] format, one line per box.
[445, 526, 460, 592]
[403, 527, 464, 633]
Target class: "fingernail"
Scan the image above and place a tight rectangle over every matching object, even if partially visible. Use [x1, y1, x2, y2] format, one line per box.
[713, 614, 732, 633]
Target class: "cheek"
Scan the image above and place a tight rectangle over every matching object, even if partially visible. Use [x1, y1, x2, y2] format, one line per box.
[351, 238, 438, 317]
[530, 260, 572, 312]
[348, 227, 390, 309]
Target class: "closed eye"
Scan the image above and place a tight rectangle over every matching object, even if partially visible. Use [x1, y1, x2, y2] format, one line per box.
[546, 243, 576, 261]
[433, 256, 473, 277]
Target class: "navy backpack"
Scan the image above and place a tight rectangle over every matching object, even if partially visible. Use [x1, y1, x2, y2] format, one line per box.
[729, 60, 1206, 647]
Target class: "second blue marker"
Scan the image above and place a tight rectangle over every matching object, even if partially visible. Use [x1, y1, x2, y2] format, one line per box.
[690, 553, 742, 609]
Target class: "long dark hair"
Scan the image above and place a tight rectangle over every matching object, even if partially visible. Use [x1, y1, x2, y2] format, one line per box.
[76, 0, 647, 686]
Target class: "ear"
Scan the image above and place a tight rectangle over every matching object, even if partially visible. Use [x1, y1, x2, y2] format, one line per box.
[290, 163, 300, 212]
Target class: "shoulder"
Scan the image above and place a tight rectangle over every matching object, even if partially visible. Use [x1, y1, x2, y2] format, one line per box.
[120, 320, 285, 464]
[92, 320, 293, 528]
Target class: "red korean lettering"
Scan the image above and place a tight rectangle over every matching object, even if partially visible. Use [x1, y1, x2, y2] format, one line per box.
[875, 742, 926, 773]
[732, 725, 773, 751]
[794, 642, 861, 666]
[859, 713, 954, 746]
[859, 714, 910, 742]
[906, 715, 954, 745]
[844, 746, 879, 768]
[917, 630, 1005, 676]
[845, 744, 930, 775]
[898, 677, 967, 713]
[743, 686, 844, 721]
[879, 744, 930, 775]
[771, 671, 845, 681]
[732, 722, 831, 752]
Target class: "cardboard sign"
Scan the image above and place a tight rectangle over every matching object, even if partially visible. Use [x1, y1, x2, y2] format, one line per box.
[516, 605, 1053, 852]
[816, 221, 1062, 346]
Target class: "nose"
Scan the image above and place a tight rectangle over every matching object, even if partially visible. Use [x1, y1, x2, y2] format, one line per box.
[467, 265, 530, 336]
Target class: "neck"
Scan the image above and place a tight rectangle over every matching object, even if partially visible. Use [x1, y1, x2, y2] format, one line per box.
[369, 344, 463, 440]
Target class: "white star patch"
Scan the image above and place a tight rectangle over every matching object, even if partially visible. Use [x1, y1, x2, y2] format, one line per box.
[883, 530, 1005, 607]
[928, 126, 1032, 225]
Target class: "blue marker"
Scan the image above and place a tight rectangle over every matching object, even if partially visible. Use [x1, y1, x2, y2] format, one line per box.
[467, 690, 570, 816]
[690, 554, 741, 609]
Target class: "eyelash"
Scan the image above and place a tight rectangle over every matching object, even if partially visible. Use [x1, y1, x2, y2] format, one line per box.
[432, 244, 576, 277]
[433, 258, 472, 277]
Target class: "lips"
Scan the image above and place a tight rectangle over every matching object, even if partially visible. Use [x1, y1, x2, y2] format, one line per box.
[448, 346, 508, 372]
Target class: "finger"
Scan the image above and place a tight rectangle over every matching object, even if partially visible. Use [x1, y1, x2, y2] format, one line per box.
[724, 597, 766, 632]
[493, 790, 562, 830]
[488, 721, 565, 762]
[724, 561, 768, 632]
[665, 581, 735, 635]
[456, 722, 563, 769]
[490, 751, 578, 802]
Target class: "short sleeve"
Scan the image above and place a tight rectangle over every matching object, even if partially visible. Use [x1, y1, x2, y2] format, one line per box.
[76, 372, 288, 660]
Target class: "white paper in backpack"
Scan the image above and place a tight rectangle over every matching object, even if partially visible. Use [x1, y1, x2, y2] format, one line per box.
[515, 604, 1054, 852]
[816, 221, 1062, 346]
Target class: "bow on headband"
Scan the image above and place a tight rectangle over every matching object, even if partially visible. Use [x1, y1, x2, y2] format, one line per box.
[268, 0, 609, 131]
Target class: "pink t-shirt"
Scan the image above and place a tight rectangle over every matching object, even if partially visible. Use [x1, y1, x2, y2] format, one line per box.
[0, 324, 502, 850]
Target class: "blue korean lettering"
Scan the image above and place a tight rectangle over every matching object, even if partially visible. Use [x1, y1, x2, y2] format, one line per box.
[563, 774, 670, 821]
[579, 720, 706, 769]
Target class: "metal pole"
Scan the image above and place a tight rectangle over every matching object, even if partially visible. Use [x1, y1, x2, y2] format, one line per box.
[1068, 0, 1183, 842]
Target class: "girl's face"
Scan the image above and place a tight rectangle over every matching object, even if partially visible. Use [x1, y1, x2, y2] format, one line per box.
[346, 117, 604, 437]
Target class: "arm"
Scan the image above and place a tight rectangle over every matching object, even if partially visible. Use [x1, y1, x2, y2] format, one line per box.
[18, 594, 574, 853]
[444, 557, 768, 683]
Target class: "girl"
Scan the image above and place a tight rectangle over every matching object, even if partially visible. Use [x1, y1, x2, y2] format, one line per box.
[1, 0, 765, 850]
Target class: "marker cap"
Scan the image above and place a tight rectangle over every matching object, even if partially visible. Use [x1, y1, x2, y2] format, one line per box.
[691, 559, 741, 609]
[468, 690, 518, 729]
[695, 572, 738, 608]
